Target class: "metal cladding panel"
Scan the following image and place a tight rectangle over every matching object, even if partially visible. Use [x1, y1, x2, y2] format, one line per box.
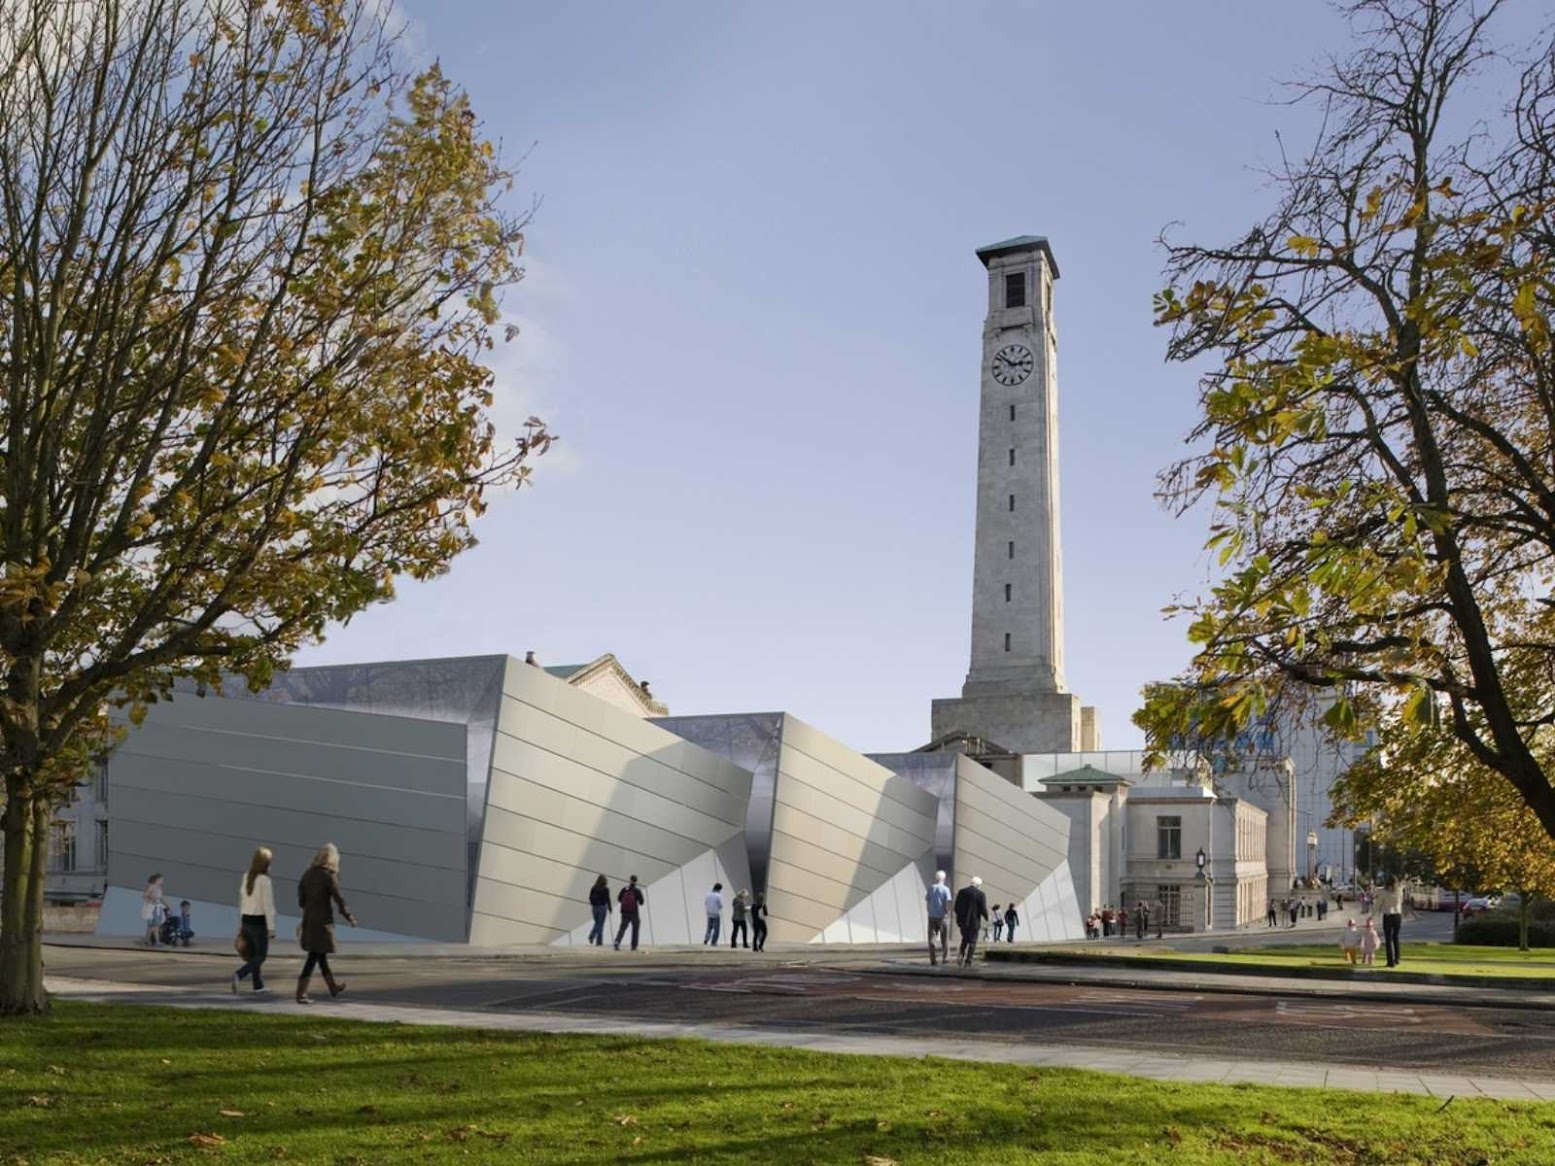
[468, 661, 753, 946]
[104, 693, 469, 942]
[763, 715, 938, 944]
[952, 754, 1078, 938]
[869, 752, 959, 882]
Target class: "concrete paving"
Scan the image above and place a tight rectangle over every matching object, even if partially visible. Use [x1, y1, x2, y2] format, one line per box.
[42, 970, 1555, 1102]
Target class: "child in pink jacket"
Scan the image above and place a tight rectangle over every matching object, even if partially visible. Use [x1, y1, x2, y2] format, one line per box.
[1360, 917, 1380, 965]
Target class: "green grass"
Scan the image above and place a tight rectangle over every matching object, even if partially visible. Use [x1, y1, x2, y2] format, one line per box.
[1035, 941, 1555, 979]
[2, 1004, 1554, 1164]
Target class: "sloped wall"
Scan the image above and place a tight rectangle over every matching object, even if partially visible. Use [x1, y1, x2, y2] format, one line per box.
[469, 661, 753, 945]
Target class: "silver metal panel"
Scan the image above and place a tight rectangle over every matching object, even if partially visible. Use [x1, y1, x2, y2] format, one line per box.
[105, 693, 468, 942]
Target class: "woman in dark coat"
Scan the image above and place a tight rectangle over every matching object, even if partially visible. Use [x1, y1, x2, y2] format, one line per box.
[296, 842, 356, 1004]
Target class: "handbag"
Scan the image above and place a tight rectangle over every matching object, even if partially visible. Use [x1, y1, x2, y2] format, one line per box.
[233, 929, 251, 960]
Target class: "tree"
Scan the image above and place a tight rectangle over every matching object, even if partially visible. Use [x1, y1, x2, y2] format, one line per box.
[1332, 711, 1555, 950]
[0, 0, 550, 1015]
[1136, 0, 1555, 846]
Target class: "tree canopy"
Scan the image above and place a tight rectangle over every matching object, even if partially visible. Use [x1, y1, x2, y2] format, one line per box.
[1135, 0, 1555, 846]
[0, 0, 549, 1014]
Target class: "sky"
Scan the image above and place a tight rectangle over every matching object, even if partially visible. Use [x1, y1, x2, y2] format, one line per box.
[295, 2, 1448, 753]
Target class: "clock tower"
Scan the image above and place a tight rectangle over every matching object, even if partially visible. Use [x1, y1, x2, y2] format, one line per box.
[931, 236, 1097, 755]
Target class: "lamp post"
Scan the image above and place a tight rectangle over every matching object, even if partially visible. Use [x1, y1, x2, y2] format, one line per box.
[1306, 830, 1318, 883]
[1196, 846, 1210, 931]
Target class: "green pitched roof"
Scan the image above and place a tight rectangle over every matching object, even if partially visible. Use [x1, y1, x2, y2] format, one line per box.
[976, 235, 1060, 277]
[543, 663, 585, 679]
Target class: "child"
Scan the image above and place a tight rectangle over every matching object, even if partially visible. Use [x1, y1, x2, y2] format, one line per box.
[177, 901, 194, 946]
[1360, 917, 1380, 965]
[1340, 918, 1360, 964]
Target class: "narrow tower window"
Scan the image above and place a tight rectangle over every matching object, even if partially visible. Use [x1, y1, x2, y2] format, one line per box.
[1008, 448, 1015, 467]
[1007, 541, 1014, 560]
[1009, 404, 1016, 422]
[1005, 272, 1026, 309]
[1009, 494, 1015, 512]
[1004, 583, 1012, 602]
[1004, 632, 1012, 652]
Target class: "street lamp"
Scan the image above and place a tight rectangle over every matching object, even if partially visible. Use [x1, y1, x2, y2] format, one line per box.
[1195, 848, 1206, 872]
[1306, 830, 1319, 883]
[1195, 847, 1210, 931]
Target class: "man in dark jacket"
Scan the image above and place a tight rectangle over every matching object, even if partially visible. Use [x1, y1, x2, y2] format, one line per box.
[953, 876, 988, 967]
[614, 875, 645, 951]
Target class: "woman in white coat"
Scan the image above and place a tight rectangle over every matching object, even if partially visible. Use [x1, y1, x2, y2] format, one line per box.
[231, 848, 276, 994]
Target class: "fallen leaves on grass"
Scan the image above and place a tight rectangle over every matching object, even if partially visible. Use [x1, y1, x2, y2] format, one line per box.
[25, 1095, 53, 1108]
[218, 1110, 246, 1118]
[188, 1133, 226, 1147]
[614, 1114, 639, 1126]
[865, 1156, 900, 1166]
[356, 1104, 378, 1114]
[44, 1064, 66, 1076]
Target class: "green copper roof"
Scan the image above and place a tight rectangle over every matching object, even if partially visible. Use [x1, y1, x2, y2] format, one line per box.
[977, 235, 1059, 277]
[1040, 764, 1131, 786]
[543, 663, 584, 679]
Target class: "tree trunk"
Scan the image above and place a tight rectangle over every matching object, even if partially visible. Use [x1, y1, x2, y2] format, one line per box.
[0, 789, 50, 1015]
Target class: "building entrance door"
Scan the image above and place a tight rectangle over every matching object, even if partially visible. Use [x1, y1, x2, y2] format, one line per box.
[1157, 884, 1182, 930]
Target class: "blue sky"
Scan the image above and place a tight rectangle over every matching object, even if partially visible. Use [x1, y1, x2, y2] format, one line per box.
[300, 3, 1404, 751]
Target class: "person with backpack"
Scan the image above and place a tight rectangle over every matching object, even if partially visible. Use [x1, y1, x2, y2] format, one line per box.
[730, 889, 751, 949]
[586, 875, 611, 946]
[614, 875, 644, 951]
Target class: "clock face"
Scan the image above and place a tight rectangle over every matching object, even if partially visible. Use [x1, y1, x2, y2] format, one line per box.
[991, 344, 1034, 386]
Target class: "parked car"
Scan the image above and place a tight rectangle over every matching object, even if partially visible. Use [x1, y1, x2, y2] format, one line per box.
[1461, 895, 1502, 916]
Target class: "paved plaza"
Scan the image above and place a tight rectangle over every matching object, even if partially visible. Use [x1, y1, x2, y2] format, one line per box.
[41, 917, 1555, 1102]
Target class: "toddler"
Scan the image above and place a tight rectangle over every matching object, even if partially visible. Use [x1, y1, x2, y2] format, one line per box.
[1359, 917, 1380, 965]
[1340, 918, 1360, 964]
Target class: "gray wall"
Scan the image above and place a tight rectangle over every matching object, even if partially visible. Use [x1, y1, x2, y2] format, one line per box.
[469, 660, 753, 946]
[105, 692, 469, 942]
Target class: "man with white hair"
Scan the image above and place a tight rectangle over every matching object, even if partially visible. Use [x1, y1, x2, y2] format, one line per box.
[953, 875, 989, 967]
[925, 870, 953, 966]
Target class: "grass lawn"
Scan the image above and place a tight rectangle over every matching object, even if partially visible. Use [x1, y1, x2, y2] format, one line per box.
[1034, 942, 1555, 979]
[2, 1004, 1555, 1164]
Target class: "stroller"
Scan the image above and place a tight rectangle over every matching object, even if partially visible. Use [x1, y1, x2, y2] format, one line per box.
[157, 909, 190, 947]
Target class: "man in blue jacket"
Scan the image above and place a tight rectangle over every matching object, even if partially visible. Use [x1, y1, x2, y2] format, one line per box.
[925, 870, 953, 966]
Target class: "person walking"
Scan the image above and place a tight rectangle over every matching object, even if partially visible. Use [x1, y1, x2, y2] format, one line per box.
[1379, 876, 1405, 967]
[1135, 900, 1148, 940]
[295, 843, 356, 1004]
[614, 875, 644, 950]
[703, 883, 725, 946]
[1340, 918, 1360, 964]
[231, 847, 275, 995]
[926, 870, 953, 965]
[141, 874, 166, 946]
[751, 891, 769, 952]
[587, 875, 611, 946]
[1003, 902, 1019, 942]
[1288, 898, 1300, 928]
[991, 904, 1004, 943]
[954, 876, 988, 967]
[1267, 898, 1278, 928]
[730, 889, 750, 949]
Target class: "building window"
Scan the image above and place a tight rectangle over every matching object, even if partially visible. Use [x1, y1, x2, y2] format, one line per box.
[1008, 448, 1015, 467]
[1007, 541, 1014, 559]
[48, 821, 76, 873]
[1005, 271, 1026, 309]
[1009, 404, 1015, 422]
[1156, 815, 1182, 860]
[1004, 583, 1011, 602]
[96, 820, 109, 871]
[1004, 632, 1011, 652]
[93, 760, 108, 806]
[1008, 494, 1015, 512]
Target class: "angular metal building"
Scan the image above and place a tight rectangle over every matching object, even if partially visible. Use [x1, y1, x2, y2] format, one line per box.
[99, 655, 1080, 945]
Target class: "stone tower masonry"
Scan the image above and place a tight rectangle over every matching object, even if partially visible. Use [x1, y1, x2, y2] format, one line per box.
[931, 236, 1097, 754]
